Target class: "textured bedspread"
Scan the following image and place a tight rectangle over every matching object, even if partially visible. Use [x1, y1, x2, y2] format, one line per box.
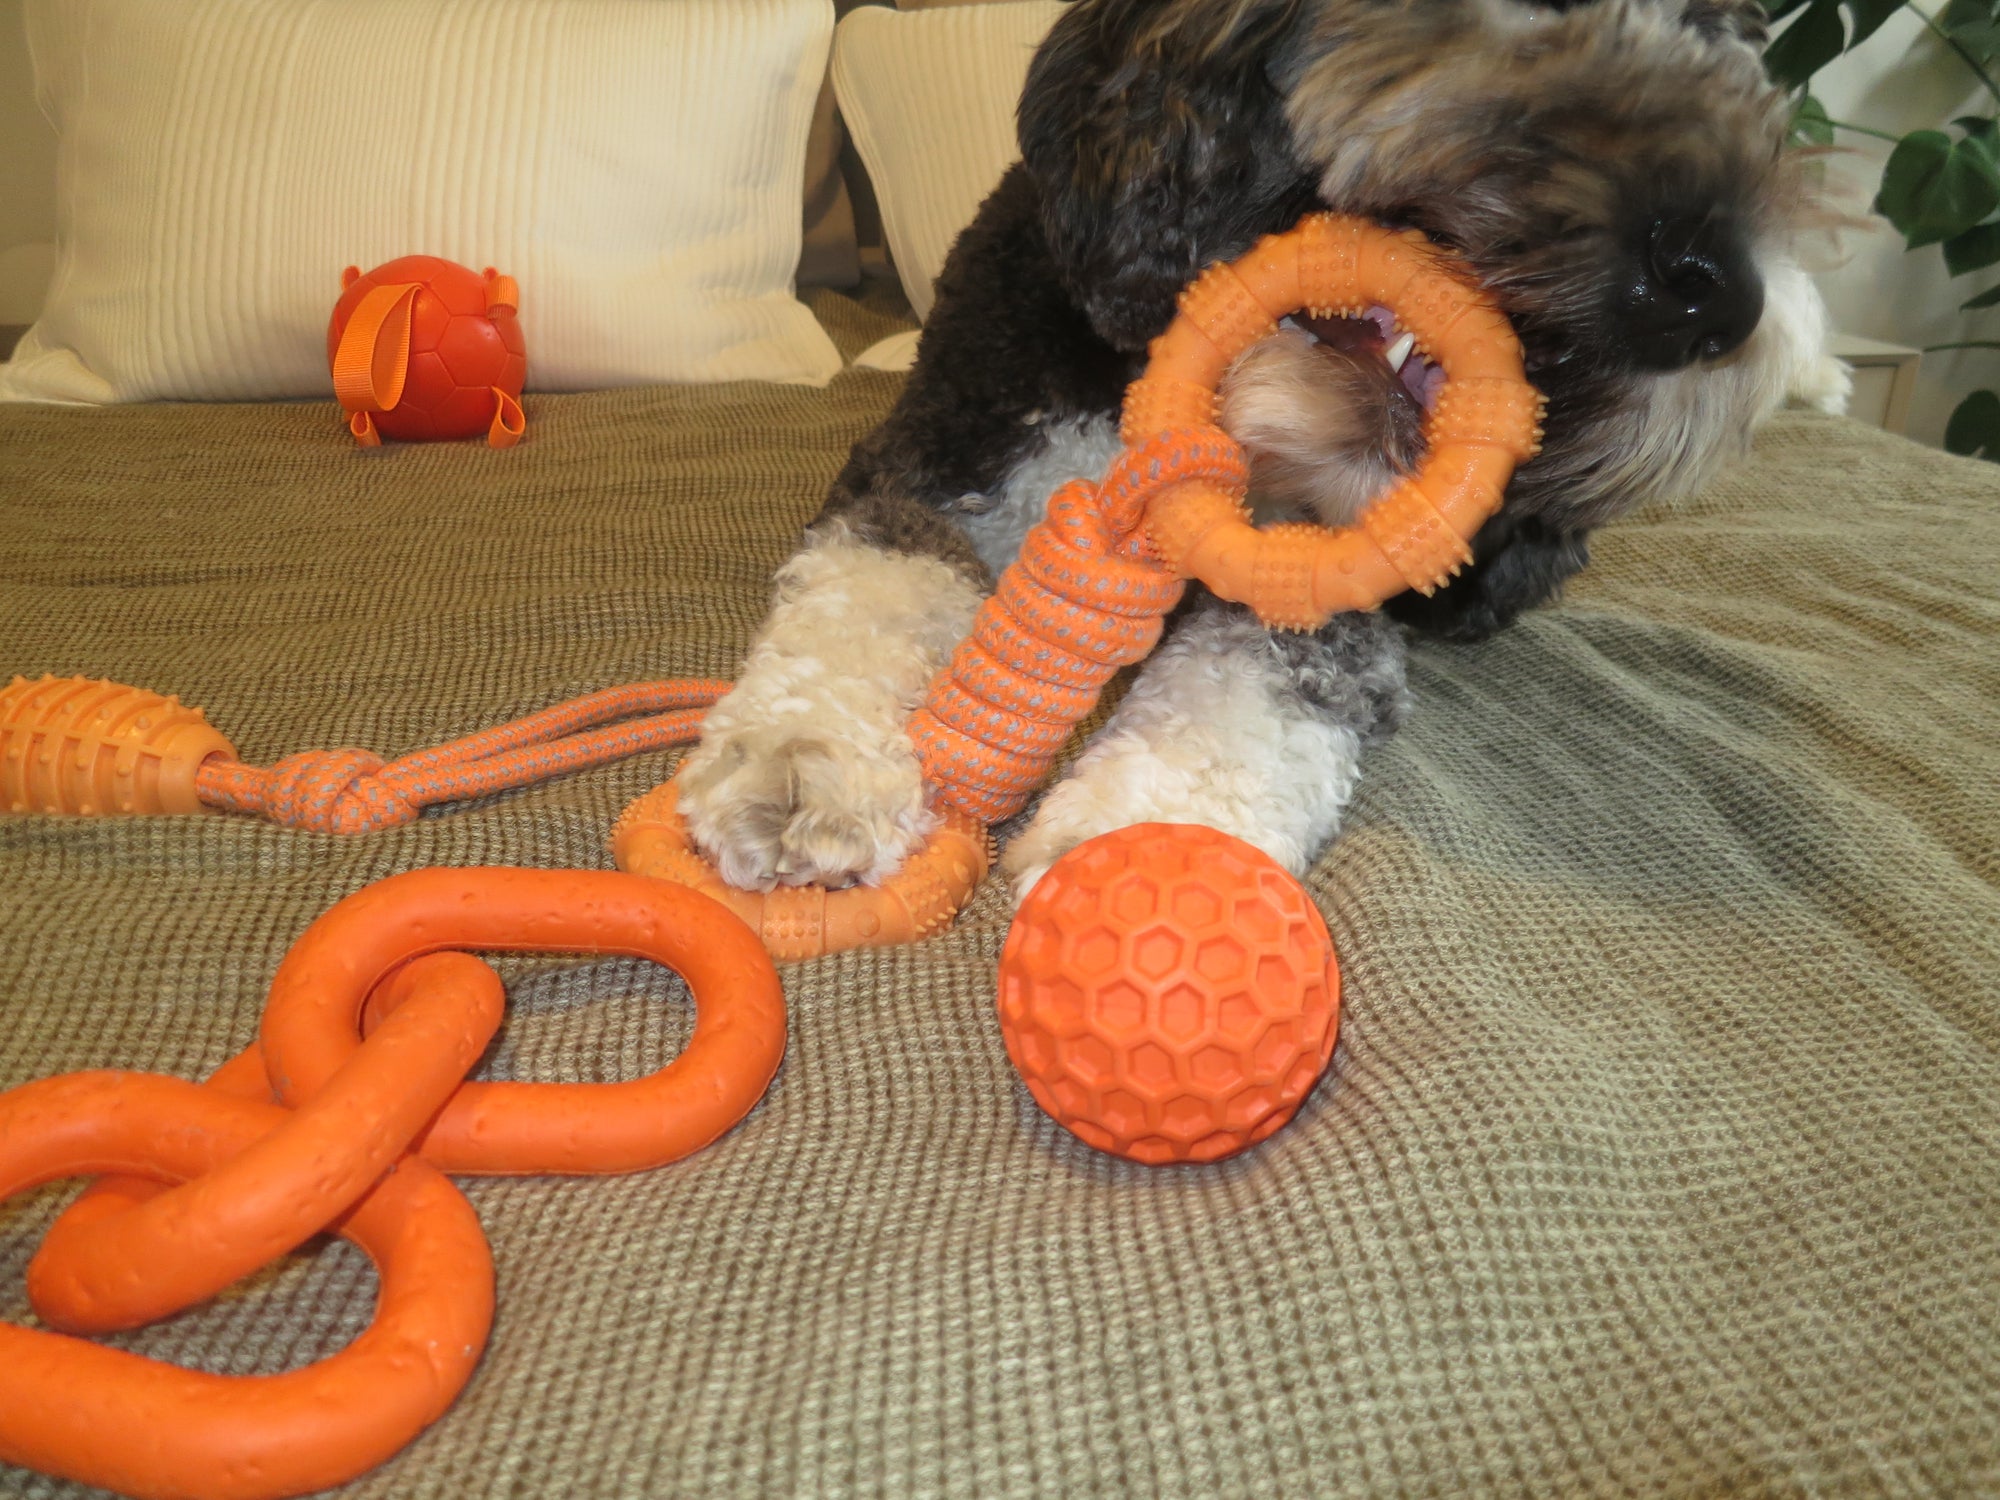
[2, 292, 1997, 1497]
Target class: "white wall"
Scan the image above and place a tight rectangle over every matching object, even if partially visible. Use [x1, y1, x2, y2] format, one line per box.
[0, 0, 57, 323]
[0, 0, 1989, 440]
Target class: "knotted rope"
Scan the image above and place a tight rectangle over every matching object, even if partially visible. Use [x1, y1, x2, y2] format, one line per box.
[907, 426, 1248, 823]
[188, 682, 723, 832]
[7, 215, 1541, 966]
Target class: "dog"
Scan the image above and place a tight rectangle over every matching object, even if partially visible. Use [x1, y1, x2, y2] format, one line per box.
[677, 0, 1848, 904]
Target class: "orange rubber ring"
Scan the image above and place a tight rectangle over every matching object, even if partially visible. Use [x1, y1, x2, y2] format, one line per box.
[612, 775, 991, 963]
[258, 866, 789, 1173]
[0, 1072, 494, 1500]
[1126, 213, 1545, 629]
[27, 951, 502, 1336]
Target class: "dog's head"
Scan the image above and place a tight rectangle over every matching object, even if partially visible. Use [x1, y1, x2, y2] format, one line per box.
[1018, 0, 1837, 638]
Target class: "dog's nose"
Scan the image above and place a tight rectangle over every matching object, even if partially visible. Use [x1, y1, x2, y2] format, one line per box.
[1614, 213, 1764, 371]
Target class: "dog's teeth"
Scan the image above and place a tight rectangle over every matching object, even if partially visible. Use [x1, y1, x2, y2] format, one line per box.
[1384, 331, 1416, 373]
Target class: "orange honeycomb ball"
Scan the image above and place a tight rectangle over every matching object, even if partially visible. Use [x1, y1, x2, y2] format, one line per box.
[997, 824, 1340, 1165]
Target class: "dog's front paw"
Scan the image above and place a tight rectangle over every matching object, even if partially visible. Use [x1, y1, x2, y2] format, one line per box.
[677, 717, 932, 891]
[998, 814, 1083, 908]
[1000, 753, 1215, 906]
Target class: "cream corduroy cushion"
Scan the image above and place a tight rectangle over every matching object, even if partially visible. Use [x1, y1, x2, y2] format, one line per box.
[831, 2, 1063, 323]
[0, 0, 843, 404]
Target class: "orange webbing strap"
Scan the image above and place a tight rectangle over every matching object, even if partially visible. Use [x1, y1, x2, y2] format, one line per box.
[193, 680, 729, 834]
[489, 387, 526, 448]
[332, 283, 420, 420]
[484, 270, 519, 314]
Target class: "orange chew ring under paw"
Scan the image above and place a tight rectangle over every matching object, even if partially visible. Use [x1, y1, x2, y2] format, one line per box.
[0, 867, 786, 1500]
[1124, 212, 1545, 629]
[612, 774, 992, 963]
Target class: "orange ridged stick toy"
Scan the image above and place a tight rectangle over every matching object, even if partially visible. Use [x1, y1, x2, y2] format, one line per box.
[0, 867, 786, 1500]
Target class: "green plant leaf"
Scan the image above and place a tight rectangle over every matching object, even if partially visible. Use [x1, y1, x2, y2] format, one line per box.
[1844, 0, 1904, 46]
[1944, 220, 2000, 273]
[1940, 0, 1997, 31]
[1944, 388, 2000, 458]
[1765, 0, 1916, 85]
[1949, 18, 2000, 59]
[1765, 0, 1848, 86]
[1790, 94, 1837, 146]
[1762, 0, 1815, 20]
[1961, 282, 2000, 308]
[1876, 129, 2000, 248]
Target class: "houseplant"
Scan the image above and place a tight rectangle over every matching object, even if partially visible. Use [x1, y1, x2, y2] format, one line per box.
[1770, 0, 2000, 455]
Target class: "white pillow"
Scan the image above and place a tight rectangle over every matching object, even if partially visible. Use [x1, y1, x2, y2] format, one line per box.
[0, 0, 842, 404]
[832, 1, 1063, 323]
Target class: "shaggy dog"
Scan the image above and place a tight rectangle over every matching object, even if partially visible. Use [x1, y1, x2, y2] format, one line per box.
[678, 0, 1847, 901]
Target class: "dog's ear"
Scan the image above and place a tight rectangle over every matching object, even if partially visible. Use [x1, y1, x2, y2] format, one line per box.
[1384, 515, 1591, 642]
[1018, 0, 1314, 353]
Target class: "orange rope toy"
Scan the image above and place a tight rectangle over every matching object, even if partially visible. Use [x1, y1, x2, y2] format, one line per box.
[0, 675, 726, 830]
[617, 213, 1545, 950]
[0, 867, 787, 1500]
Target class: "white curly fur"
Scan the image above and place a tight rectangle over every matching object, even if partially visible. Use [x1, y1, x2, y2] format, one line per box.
[675, 529, 982, 890]
[1001, 608, 1371, 902]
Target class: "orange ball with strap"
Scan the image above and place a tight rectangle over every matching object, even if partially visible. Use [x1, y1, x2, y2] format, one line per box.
[329, 255, 527, 449]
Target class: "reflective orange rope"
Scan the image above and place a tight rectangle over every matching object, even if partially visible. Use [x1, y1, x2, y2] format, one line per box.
[189, 681, 728, 833]
[906, 427, 1246, 823]
[4, 216, 1540, 967]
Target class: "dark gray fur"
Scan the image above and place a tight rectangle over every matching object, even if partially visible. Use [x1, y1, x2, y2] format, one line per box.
[808, 0, 1807, 804]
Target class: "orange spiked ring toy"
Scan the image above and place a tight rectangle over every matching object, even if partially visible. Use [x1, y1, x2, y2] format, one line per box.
[614, 212, 1544, 951]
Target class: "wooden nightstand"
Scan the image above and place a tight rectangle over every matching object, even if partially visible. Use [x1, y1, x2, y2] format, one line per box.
[1828, 333, 1920, 435]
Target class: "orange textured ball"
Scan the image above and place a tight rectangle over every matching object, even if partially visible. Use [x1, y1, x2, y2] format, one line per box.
[997, 824, 1340, 1164]
[328, 255, 526, 443]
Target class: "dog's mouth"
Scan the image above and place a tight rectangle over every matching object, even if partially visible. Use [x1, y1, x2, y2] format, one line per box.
[1288, 305, 1446, 410]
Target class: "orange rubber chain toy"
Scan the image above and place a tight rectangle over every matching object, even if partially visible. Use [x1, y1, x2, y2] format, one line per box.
[1, 214, 1541, 963]
[0, 866, 787, 1500]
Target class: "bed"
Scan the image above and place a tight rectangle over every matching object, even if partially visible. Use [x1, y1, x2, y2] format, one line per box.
[6, 0, 2000, 1486]
[4, 275, 1998, 1496]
